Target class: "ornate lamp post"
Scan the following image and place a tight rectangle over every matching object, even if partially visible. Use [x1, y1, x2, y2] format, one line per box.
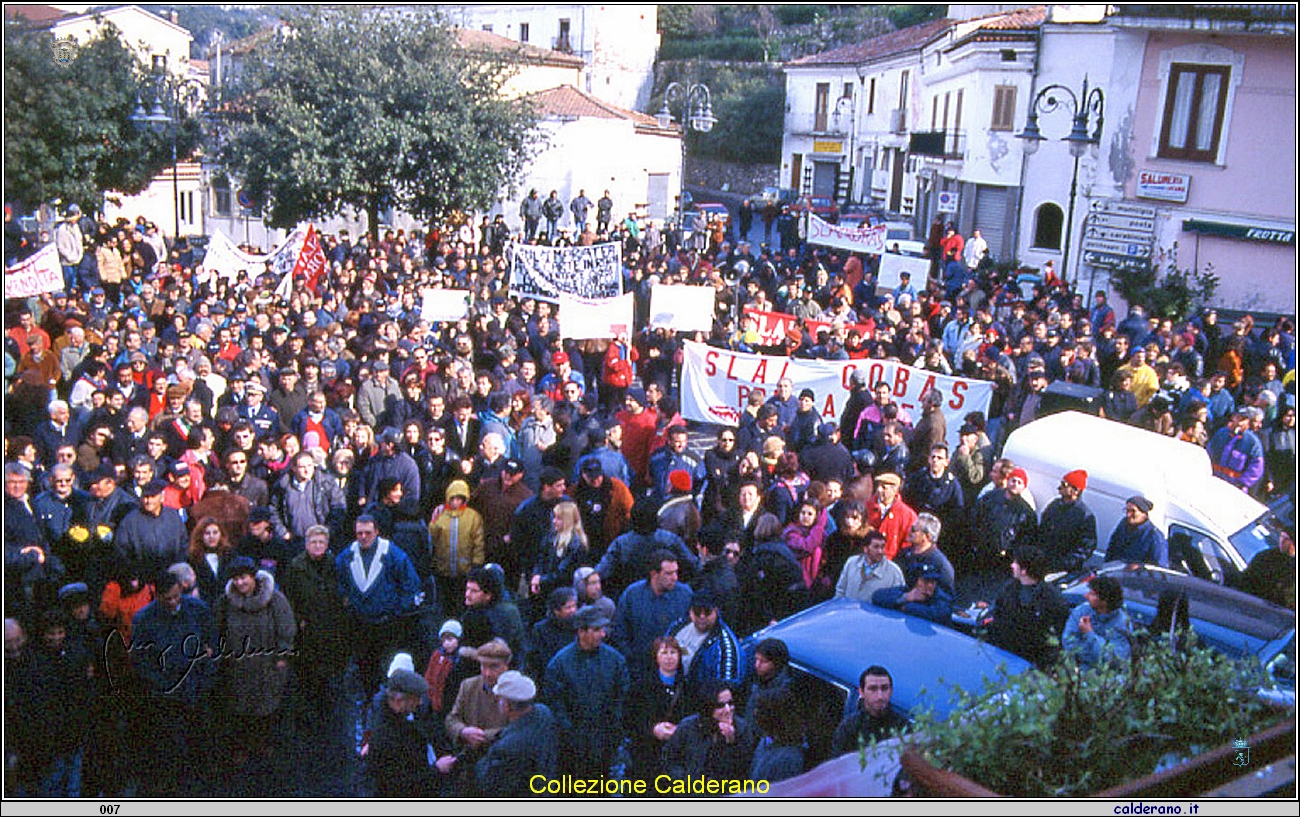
[657, 81, 717, 222]
[1018, 77, 1105, 282]
[131, 75, 205, 241]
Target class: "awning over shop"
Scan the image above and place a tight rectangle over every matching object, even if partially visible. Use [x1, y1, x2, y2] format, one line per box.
[1182, 219, 1295, 246]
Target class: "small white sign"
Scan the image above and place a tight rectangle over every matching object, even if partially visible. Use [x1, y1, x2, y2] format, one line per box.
[937, 191, 960, 213]
[1136, 170, 1190, 203]
[649, 284, 716, 333]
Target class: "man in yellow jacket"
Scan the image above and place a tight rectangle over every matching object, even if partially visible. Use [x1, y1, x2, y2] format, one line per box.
[430, 480, 485, 615]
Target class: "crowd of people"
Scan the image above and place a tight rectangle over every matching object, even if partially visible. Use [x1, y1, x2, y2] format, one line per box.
[3, 197, 1296, 797]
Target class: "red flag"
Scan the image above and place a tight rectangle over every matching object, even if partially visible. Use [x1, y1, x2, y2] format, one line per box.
[293, 224, 328, 294]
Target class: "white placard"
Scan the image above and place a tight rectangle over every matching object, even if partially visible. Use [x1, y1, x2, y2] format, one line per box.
[420, 288, 471, 323]
[649, 284, 716, 333]
[877, 252, 931, 292]
[557, 291, 634, 340]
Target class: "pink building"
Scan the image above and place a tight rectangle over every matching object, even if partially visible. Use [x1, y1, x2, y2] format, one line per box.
[1115, 7, 1295, 315]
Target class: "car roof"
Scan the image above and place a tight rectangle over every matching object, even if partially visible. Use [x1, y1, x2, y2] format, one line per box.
[1065, 565, 1296, 644]
[748, 599, 1031, 717]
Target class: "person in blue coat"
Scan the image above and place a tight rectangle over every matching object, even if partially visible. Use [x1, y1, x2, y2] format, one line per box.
[1104, 496, 1169, 567]
[1062, 575, 1133, 668]
[664, 588, 746, 688]
[871, 562, 953, 624]
[336, 514, 421, 696]
[543, 605, 629, 777]
[474, 671, 558, 797]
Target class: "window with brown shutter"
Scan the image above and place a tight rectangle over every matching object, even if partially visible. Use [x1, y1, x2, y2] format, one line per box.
[991, 86, 1017, 131]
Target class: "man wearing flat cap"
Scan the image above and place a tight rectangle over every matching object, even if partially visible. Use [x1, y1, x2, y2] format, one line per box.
[113, 479, 186, 579]
[1105, 495, 1168, 567]
[543, 605, 629, 777]
[446, 637, 512, 765]
[474, 670, 558, 797]
[366, 667, 437, 798]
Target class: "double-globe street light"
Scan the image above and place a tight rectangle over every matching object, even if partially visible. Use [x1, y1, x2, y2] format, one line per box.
[131, 74, 206, 241]
[656, 81, 717, 229]
[1018, 77, 1105, 283]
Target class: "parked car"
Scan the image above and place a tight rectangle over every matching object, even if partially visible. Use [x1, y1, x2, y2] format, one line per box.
[742, 598, 1031, 769]
[1064, 565, 1295, 703]
[794, 195, 840, 224]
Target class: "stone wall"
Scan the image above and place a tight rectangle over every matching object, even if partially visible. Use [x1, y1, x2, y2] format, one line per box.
[685, 156, 779, 196]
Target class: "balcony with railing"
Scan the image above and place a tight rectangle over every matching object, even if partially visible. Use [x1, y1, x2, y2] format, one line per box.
[909, 129, 966, 160]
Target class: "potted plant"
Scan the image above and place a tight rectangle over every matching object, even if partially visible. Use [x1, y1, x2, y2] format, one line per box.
[894, 636, 1294, 797]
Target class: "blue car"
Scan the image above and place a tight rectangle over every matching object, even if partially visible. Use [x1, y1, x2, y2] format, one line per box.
[743, 599, 1031, 768]
[1058, 564, 1296, 704]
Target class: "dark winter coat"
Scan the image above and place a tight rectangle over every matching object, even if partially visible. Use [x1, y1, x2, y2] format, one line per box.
[216, 569, 296, 717]
[543, 641, 629, 774]
[280, 549, 352, 677]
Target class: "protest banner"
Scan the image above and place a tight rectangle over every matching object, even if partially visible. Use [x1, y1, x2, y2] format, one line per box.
[204, 227, 308, 291]
[650, 284, 716, 333]
[420, 288, 471, 323]
[679, 340, 992, 450]
[558, 291, 634, 340]
[742, 306, 876, 347]
[508, 241, 622, 302]
[806, 212, 887, 255]
[4, 244, 63, 299]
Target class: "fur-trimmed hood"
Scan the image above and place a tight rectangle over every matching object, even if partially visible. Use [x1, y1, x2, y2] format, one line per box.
[224, 569, 277, 612]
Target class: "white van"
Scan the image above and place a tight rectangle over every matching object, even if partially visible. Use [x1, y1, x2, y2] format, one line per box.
[1002, 411, 1286, 584]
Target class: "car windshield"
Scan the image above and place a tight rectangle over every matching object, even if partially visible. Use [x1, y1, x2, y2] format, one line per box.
[1228, 509, 1287, 564]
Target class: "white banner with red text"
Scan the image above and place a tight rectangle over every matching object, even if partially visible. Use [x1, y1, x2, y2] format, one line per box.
[4, 244, 63, 299]
[805, 212, 887, 255]
[680, 340, 992, 450]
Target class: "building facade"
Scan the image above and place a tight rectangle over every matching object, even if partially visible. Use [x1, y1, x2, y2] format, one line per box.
[439, 4, 660, 112]
[1019, 5, 1296, 313]
[492, 85, 681, 230]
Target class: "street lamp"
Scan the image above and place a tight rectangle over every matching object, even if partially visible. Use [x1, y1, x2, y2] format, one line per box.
[1018, 76, 1104, 282]
[657, 81, 716, 223]
[131, 74, 205, 242]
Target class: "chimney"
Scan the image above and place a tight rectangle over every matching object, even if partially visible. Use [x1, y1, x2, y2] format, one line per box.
[170, 10, 178, 24]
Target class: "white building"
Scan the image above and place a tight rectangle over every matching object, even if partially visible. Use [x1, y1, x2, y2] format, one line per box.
[912, 7, 1045, 263]
[492, 85, 682, 230]
[782, 18, 954, 214]
[781, 8, 1046, 262]
[439, 4, 660, 111]
[37, 4, 209, 240]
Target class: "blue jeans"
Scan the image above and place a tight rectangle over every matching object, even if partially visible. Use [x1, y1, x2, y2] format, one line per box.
[62, 264, 80, 292]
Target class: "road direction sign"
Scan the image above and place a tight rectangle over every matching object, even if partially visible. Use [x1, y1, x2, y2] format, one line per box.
[1082, 250, 1151, 270]
[1088, 213, 1155, 232]
[1085, 225, 1155, 244]
[1089, 199, 1157, 219]
[1080, 238, 1151, 257]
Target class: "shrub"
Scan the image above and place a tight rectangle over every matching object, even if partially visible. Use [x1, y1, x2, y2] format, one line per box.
[899, 635, 1285, 797]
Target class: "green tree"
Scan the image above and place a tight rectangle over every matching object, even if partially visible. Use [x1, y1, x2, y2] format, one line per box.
[3, 19, 191, 213]
[218, 8, 538, 232]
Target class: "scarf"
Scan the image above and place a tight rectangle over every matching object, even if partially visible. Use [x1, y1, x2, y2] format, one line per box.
[349, 538, 390, 595]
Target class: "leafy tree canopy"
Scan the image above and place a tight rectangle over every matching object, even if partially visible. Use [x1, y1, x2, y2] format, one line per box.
[218, 7, 538, 231]
[3, 19, 195, 213]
